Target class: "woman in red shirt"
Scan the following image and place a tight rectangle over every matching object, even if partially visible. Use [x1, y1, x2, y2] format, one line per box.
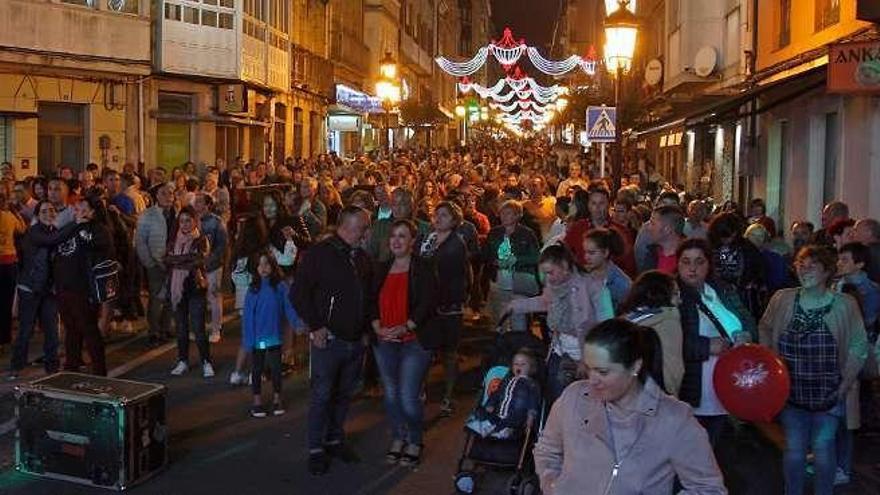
[368, 220, 438, 468]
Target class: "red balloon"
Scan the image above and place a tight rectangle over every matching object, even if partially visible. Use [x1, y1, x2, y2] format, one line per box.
[712, 344, 790, 422]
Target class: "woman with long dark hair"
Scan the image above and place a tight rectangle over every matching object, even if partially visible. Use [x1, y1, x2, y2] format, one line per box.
[707, 212, 766, 318]
[54, 191, 115, 376]
[534, 318, 725, 494]
[418, 201, 468, 417]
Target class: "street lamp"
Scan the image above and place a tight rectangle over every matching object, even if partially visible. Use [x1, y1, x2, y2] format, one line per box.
[375, 51, 400, 152]
[604, 0, 639, 188]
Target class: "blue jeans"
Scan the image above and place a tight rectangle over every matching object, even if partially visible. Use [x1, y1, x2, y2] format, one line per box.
[308, 338, 365, 452]
[373, 339, 433, 445]
[174, 293, 210, 364]
[11, 289, 59, 373]
[780, 403, 841, 495]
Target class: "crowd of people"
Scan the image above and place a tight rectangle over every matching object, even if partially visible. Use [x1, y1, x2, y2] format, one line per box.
[1, 137, 880, 494]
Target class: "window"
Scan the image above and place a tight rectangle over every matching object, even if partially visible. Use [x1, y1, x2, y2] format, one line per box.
[778, 0, 791, 48]
[724, 9, 740, 67]
[0, 117, 11, 163]
[183, 5, 199, 24]
[668, 0, 681, 31]
[202, 9, 217, 26]
[107, 0, 139, 14]
[816, 0, 840, 32]
[164, 3, 182, 20]
[823, 112, 839, 204]
[219, 12, 234, 29]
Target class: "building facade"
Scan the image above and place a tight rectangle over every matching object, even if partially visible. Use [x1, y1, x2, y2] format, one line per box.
[0, 0, 151, 176]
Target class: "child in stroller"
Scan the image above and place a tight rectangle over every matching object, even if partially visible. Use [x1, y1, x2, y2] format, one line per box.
[465, 349, 541, 439]
[455, 348, 542, 495]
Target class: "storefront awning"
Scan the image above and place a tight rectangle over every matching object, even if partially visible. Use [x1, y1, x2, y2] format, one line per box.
[634, 66, 827, 137]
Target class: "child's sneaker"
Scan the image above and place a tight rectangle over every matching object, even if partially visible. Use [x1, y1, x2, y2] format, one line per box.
[272, 401, 286, 416]
[250, 405, 267, 418]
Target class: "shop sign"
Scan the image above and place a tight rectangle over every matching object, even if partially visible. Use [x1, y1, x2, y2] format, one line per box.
[335, 84, 383, 114]
[218, 84, 248, 114]
[828, 40, 880, 94]
[328, 115, 361, 132]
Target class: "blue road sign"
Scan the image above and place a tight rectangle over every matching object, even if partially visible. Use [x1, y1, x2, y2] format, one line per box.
[586, 106, 617, 142]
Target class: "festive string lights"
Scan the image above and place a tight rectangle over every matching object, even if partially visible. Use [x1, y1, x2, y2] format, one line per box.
[435, 27, 598, 77]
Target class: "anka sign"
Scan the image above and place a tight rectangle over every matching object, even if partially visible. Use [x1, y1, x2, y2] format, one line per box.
[828, 40, 880, 94]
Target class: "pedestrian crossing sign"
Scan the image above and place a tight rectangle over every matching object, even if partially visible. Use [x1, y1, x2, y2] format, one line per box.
[586, 106, 616, 142]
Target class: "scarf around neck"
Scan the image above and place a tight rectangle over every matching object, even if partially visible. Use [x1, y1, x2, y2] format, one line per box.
[170, 227, 201, 309]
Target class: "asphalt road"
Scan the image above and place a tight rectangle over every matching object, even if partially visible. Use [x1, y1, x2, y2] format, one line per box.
[1, 315, 879, 495]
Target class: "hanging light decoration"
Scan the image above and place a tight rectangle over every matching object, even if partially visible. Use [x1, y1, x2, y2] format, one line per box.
[435, 47, 490, 77]
[436, 27, 600, 77]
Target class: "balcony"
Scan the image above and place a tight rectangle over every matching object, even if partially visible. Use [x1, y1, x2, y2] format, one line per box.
[400, 33, 434, 77]
[0, 0, 151, 75]
[292, 45, 334, 99]
[330, 22, 370, 78]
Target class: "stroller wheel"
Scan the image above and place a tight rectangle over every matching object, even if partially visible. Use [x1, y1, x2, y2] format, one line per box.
[516, 474, 539, 495]
[454, 471, 477, 494]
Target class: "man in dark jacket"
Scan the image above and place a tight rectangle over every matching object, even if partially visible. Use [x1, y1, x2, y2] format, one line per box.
[293, 206, 372, 476]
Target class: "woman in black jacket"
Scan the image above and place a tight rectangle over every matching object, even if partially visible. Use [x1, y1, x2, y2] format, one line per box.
[419, 201, 469, 416]
[9, 200, 79, 379]
[369, 219, 438, 467]
[676, 238, 756, 447]
[54, 191, 115, 376]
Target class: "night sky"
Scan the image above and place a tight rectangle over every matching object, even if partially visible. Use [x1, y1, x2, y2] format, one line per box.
[490, 0, 563, 50]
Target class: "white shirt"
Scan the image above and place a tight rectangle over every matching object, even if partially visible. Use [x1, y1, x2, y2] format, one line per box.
[692, 285, 742, 416]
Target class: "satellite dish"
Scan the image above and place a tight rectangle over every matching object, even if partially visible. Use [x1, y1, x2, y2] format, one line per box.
[644, 59, 663, 86]
[694, 46, 718, 77]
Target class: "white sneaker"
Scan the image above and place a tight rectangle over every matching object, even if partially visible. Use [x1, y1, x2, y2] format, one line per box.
[229, 370, 246, 385]
[170, 361, 188, 376]
[202, 362, 215, 378]
[209, 330, 221, 344]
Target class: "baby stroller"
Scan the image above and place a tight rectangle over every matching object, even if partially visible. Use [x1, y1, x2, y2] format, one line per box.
[453, 364, 542, 495]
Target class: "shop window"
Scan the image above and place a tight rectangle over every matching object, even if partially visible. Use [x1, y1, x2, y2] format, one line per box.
[816, 0, 840, 32]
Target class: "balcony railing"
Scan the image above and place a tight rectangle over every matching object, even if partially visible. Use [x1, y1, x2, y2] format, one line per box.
[292, 44, 334, 99]
[329, 22, 370, 76]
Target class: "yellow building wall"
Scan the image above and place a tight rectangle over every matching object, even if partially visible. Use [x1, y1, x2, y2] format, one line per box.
[0, 73, 130, 177]
[757, 0, 872, 72]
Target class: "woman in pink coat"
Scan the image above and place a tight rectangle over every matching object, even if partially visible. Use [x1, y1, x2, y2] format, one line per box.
[534, 318, 727, 495]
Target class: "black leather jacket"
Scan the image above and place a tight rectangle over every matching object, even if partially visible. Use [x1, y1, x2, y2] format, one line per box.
[17, 222, 79, 295]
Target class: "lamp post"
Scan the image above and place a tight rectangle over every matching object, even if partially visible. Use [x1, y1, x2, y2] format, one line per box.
[375, 51, 400, 153]
[455, 103, 467, 146]
[604, 0, 639, 190]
